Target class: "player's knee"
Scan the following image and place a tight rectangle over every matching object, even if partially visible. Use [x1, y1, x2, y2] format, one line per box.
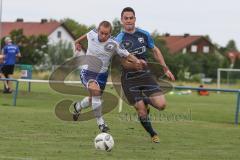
[137, 108, 148, 117]
[158, 102, 167, 111]
[88, 81, 101, 95]
[159, 102, 166, 110]
[154, 101, 167, 111]
[88, 81, 97, 89]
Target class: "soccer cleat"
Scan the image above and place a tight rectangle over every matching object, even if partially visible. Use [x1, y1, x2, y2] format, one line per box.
[3, 88, 12, 94]
[72, 102, 81, 121]
[99, 124, 110, 133]
[151, 135, 160, 143]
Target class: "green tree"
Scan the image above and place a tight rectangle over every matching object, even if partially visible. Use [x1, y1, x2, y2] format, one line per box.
[61, 18, 90, 38]
[62, 18, 95, 50]
[226, 40, 238, 51]
[47, 41, 73, 66]
[112, 18, 122, 37]
[20, 35, 48, 65]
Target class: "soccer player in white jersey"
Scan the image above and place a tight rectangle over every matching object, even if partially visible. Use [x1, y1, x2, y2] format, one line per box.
[73, 21, 143, 132]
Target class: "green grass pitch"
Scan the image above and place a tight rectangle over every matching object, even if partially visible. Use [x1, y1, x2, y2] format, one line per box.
[0, 83, 240, 160]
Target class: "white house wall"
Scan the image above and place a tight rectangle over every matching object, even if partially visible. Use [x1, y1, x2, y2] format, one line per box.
[48, 26, 74, 45]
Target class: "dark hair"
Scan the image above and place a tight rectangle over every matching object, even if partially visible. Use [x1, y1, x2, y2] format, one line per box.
[121, 7, 135, 17]
[98, 21, 112, 33]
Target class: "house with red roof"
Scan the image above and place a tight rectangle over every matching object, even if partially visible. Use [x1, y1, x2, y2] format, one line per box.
[0, 19, 75, 45]
[159, 33, 219, 54]
[226, 51, 240, 65]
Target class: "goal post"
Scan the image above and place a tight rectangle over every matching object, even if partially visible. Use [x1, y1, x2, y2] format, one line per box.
[217, 68, 240, 90]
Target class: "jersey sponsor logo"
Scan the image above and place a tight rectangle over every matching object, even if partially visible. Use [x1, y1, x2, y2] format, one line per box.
[6, 46, 17, 50]
[138, 37, 144, 43]
[122, 40, 133, 49]
[130, 46, 146, 55]
[104, 42, 116, 52]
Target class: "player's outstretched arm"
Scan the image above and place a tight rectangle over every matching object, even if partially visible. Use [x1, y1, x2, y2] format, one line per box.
[152, 46, 175, 81]
[75, 34, 87, 44]
[120, 54, 146, 70]
[0, 49, 5, 60]
[74, 34, 87, 51]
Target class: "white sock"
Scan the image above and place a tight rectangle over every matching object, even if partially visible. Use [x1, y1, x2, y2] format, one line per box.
[81, 96, 90, 109]
[96, 117, 105, 126]
[75, 96, 90, 112]
[92, 96, 105, 126]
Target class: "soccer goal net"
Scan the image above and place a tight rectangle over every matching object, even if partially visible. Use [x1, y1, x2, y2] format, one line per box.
[217, 68, 240, 89]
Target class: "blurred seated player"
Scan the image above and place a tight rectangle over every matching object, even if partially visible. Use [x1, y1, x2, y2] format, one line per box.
[198, 84, 209, 96]
[73, 21, 143, 132]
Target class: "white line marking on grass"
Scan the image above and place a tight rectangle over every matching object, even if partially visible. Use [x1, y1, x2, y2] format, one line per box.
[0, 156, 33, 160]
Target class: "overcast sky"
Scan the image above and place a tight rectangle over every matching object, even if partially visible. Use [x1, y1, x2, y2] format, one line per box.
[1, 0, 240, 48]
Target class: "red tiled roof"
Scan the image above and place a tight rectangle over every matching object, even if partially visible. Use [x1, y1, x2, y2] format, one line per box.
[160, 35, 203, 53]
[0, 21, 61, 38]
[227, 51, 240, 59]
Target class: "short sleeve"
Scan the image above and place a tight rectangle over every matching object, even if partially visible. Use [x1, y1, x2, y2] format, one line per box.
[86, 29, 97, 40]
[16, 46, 20, 53]
[115, 32, 125, 43]
[145, 31, 155, 49]
[138, 28, 155, 49]
[114, 41, 129, 57]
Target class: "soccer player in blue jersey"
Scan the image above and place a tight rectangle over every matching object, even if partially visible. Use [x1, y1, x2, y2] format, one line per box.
[1, 37, 21, 93]
[116, 7, 175, 143]
[73, 21, 143, 132]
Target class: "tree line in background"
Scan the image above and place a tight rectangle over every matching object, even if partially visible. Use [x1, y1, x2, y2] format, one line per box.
[1, 18, 239, 81]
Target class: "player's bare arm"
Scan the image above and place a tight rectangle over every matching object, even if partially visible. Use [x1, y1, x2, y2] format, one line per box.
[0, 54, 4, 59]
[152, 46, 175, 81]
[75, 34, 87, 51]
[0, 50, 4, 59]
[75, 34, 87, 44]
[0, 49, 5, 59]
[120, 54, 146, 70]
[16, 52, 21, 58]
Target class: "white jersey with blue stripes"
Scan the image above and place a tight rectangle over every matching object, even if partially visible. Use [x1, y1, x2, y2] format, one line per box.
[85, 29, 129, 73]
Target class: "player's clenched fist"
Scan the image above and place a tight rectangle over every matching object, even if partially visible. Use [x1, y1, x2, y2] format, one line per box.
[120, 55, 147, 70]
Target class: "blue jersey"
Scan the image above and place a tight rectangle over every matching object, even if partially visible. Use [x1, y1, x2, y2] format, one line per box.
[3, 44, 20, 65]
[115, 28, 154, 60]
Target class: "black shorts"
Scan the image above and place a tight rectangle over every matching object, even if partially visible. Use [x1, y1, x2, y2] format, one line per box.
[2, 65, 15, 75]
[121, 70, 163, 105]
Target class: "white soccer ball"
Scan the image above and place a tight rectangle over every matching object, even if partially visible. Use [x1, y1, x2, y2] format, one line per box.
[94, 133, 114, 152]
